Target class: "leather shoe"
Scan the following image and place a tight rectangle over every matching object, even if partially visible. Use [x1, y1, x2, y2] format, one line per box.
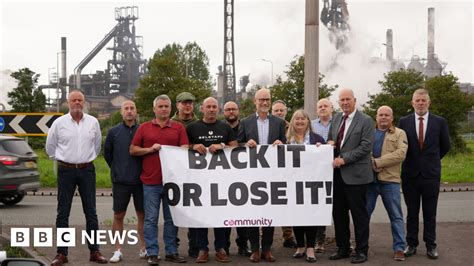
[329, 250, 350, 260]
[165, 254, 186, 263]
[350, 253, 367, 264]
[51, 253, 68, 266]
[215, 249, 230, 263]
[195, 250, 209, 263]
[90, 251, 108, 263]
[261, 251, 276, 262]
[404, 245, 417, 257]
[306, 256, 317, 263]
[427, 248, 439, 259]
[238, 246, 252, 257]
[249, 251, 260, 263]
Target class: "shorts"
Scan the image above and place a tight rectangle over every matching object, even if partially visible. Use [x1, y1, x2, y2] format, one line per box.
[112, 183, 144, 213]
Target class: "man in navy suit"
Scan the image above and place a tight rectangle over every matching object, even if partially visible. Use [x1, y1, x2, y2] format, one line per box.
[327, 88, 374, 264]
[237, 87, 286, 263]
[398, 88, 450, 260]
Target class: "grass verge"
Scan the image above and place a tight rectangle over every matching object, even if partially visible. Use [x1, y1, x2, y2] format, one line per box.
[36, 141, 474, 188]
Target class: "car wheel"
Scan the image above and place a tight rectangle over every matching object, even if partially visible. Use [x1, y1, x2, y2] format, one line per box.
[0, 192, 25, 206]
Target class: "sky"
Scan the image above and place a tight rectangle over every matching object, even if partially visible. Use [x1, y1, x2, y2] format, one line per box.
[1, 0, 473, 109]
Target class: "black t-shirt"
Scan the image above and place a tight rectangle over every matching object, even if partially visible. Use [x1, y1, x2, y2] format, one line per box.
[186, 120, 236, 147]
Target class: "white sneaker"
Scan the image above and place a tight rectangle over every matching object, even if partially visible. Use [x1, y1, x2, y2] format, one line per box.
[110, 250, 123, 263]
[139, 249, 147, 259]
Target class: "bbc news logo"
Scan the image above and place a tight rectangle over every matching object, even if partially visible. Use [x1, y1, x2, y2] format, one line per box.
[10, 228, 138, 247]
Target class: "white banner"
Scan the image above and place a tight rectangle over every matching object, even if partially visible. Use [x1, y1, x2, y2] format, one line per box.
[160, 144, 334, 228]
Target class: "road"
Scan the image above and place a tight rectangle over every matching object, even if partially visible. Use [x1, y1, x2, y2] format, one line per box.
[1, 191, 473, 226]
[1, 191, 473, 265]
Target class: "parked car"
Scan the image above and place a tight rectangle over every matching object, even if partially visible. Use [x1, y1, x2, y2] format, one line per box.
[0, 135, 40, 205]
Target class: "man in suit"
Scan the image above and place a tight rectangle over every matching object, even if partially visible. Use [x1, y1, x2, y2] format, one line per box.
[398, 88, 450, 260]
[327, 88, 374, 264]
[237, 87, 286, 263]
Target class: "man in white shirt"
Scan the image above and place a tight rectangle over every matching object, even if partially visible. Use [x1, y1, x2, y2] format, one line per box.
[46, 90, 107, 265]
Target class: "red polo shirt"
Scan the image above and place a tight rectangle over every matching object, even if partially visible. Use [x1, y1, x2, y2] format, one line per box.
[131, 119, 189, 185]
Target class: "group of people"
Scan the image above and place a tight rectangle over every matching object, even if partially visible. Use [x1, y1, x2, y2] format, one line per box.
[45, 86, 450, 265]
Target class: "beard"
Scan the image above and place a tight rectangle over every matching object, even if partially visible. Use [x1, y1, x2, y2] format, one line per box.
[225, 116, 238, 123]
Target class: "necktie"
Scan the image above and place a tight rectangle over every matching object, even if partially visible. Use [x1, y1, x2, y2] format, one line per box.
[418, 117, 424, 149]
[336, 115, 348, 154]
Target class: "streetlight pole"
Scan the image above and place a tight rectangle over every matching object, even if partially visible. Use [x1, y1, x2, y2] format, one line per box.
[261, 58, 273, 86]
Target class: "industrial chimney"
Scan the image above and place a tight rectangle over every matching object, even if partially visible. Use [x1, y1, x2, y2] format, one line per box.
[425, 7, 442, 78]
[386, 29, 394, 61]
[59, 37, 67, 102]
[427, 7, 435, 60]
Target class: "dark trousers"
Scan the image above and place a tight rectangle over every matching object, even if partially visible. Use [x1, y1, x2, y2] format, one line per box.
[402, 175, 440, 249]
[293, 226, 317, 248]
[56, 164, 99, 256]
[188, 228, 198, 255]
[194, 227, 229, 251]
[248, 227, 274, 252]
[332, 169, 370, 255]
[225, 227, 248, 251]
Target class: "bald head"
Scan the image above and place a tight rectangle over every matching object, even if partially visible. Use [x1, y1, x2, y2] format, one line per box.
[121, 100, 137, 124]
[376, 105, 393, 130]
[201, 97, 219, 123]
[317, 98, 333, 121]
[224, 101, 239, 123]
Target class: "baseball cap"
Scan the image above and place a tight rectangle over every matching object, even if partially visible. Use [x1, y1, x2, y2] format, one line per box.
[176, 92, 196, 102]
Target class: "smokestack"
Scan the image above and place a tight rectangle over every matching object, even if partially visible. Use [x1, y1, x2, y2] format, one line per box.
[60, 37, 66, 80]
[427, 7, 435, 60]
[386, 29, 393, 61]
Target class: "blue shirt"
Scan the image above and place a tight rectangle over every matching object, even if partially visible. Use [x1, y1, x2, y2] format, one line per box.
[311, 118, 331, 142]
[373, 128, 387, 158]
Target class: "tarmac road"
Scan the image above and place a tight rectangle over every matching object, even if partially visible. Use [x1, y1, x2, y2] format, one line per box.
[1, 191, 473, 265]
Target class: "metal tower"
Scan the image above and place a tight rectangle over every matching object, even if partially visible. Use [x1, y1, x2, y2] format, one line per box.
[320, 0, 350, 50]
[73, 6, 146, 96]
[224, 0, 236, 102]
[107, 6, 147, 94]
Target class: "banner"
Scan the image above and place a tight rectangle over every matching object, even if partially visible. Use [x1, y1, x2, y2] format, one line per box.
[160, 144, 334, 228]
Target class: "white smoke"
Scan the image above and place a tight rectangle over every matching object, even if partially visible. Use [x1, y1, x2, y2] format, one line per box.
[320, 21, 391, 109]
[0, 70, 16, 110]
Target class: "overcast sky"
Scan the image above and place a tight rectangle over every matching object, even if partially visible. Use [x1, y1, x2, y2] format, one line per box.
[1, 0, 472, 108]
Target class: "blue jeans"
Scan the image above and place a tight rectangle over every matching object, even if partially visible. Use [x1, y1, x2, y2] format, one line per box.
[143, 184, 178, 256]
[367, 181, 406, 252]
[56, 164, 99, 256]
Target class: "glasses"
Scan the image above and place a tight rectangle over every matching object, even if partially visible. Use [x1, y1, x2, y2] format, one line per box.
[257, 98, 271, 102]
[224, 108, 238, 112]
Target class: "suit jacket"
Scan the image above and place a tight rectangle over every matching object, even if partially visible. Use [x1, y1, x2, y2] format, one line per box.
[397, 113, 450, 179]
[328, 110, 374, 185]
[237, 113, 287, 144]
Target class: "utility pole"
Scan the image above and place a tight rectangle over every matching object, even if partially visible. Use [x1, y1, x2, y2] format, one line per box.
[304, 0, 319, 119]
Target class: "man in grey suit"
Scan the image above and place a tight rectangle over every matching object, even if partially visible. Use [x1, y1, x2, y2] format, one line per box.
[327, 88, 374, 264]
[237, 87, 286, 263]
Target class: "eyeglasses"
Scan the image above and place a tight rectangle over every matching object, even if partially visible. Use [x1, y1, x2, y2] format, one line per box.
[224, 108, 238, 112]
[257, 98, 271, 102]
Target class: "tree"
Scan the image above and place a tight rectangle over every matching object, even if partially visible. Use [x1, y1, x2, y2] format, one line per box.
[134, 42, 212, 119]
[425, 74, 474, 152]
[363, 68, 425, 123]
[7, 68, 46, 112]
[364, 69, 474, 153]
[270, 55, 337, 120]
